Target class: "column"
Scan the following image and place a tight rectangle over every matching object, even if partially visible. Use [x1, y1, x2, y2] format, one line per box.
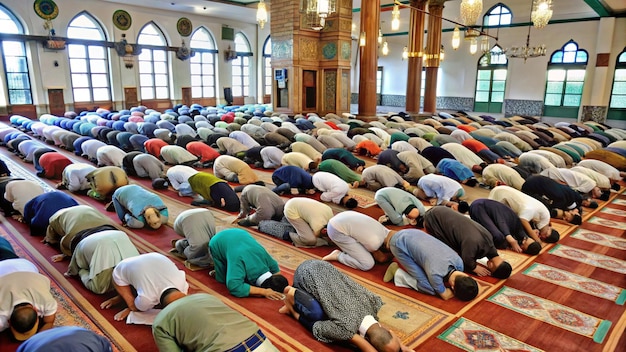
[423, 0, 445, 113]
[405, 0, 427, 114]
[357, 0, 380, 120]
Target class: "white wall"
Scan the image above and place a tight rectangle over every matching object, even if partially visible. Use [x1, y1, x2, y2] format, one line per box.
[0, 0, 264, 110]
[351, 17, 626, 112]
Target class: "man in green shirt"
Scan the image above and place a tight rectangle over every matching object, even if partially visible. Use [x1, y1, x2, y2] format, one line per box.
[153, 292, 278, 352]
[209, 228, 288, 299]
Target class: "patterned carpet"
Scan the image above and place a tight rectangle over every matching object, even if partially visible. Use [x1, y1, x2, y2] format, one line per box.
[1, 123, 625, 351]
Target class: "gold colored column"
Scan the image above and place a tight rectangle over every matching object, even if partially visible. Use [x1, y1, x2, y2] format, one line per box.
[423, 0, 444, 113]
[405, 0, 427, 114]
[357, 0, 380, 120]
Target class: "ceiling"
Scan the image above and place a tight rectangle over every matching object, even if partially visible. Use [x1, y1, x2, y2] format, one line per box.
[100, 0, 625, 32]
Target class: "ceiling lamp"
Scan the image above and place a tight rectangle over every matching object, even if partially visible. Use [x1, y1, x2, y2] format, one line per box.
[256, 0, 268, 29]
[451, 26, 460, 50]
[469, 38, 478, 55]
[378, 29, 383, 44]
[460, 0, 483, 25]
[531, 0, 553, 29]
[402, 46, 409, 60]
[359, 31, 366, 47]
[391, 4, 400, 31]
[302, 0, 336, 30]
[381, 41, 389, 56]
[503, 0, 548, 62]
[439, 45, 445, 61]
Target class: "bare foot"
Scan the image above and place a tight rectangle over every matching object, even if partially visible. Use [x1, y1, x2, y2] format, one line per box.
[220, 198, 226, 207]
[51, 254, 66, 262]
[114, 308, 131, 321]
[101, 295, 123, 309]
[322, 249, 341, 262]
[11, 214, 24, 223]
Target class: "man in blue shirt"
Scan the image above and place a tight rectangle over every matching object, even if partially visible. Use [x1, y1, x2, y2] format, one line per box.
[383, 229, 478, 301]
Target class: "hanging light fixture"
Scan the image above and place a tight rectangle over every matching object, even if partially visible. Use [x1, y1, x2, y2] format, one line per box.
[531, 0, 553, 29]
[256, 0, 268, 29]
[503, 0, 548, 62]
[469, 38, 478, 55]
[460, 0, 483, 25]
[480, 36, 490, 53]
[451, 26, 461, 50]
[302, 0, 337, 31]
[359, 32, 366, 47]
[439, 45, 445, 61]
[378, 29, 383, 44]
[391, 4, 400, 31]
[402, 46, 409, 60]
[381, 41, 389, 56]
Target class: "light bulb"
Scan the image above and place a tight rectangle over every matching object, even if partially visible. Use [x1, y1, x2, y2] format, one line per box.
[359, 32, 366, 47]
[402, 47, 408, 60]
[391, 5, 400, 31]
[451, 26, 460, 50]
[382, 41, 389, 56]
[470, 38, 477, 55]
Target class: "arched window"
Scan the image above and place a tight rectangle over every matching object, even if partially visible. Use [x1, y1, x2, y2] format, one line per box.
[544, 40, 588, 118]
[190, 27, 217, 99]
[483, 3, 512, 27]
[474, 46, 508, 113]
[262, 36, 272, 97]
[67, 12, 110, 103]
[137, 22, 169, 100]
[608, 48, 626, 120]
[232, 33, 252, 98]
[0, 5, 32, 105]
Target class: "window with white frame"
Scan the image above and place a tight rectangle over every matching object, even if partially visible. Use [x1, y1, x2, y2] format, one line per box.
[189, 27, 217, 98]
[232, 33, 252, 97]
[263, 36, 272, 96]
[137, 23, 169, 100]
[483, 3, 512, 27]
[544, 40, 588, 118]
[67, 12, 110, 103]
[376, 67, 383, 95]
[0, 4, 32, 105]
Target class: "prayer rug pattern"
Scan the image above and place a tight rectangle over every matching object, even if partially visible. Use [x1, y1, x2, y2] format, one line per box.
[523, 263, 626, 305]
[438, 317, 544, 352]
[611, 198, 626, 206]
[569, 229, 626, 250]
[487, 286, 611, 343]
[549, 245, 626, 274]
[600, 207, 626, 217]
[586, 217, 626, 230]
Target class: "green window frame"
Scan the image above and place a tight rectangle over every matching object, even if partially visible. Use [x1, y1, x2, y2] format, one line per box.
[190, 27, 218, 99]
[474, 46, 507, 113]
[543, 40, 588, 118]
[483, 3, 512, 27]
[0, 4, 32, 105]
[608, 48, 626, 120]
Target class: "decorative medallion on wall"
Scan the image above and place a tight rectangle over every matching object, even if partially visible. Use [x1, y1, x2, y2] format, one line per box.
[177, 17, 193, 37]
[322, 42, 337, 60]
[341, 41, 351, 60]
[112, 9, 132, 31]
[34, 0, 59, 20]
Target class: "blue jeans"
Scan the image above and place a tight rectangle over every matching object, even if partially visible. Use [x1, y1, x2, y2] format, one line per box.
[293, 288, 326, 332]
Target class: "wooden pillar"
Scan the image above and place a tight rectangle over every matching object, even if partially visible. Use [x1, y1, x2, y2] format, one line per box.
[357, 0, 380, 120]
[405, 0, 427, 114]
[423, 0, 444, 113]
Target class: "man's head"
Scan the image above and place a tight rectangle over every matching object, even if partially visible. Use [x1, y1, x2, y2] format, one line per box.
[457, 201, 470, 214]
[452, 274, 479, 301]
[144, 207, 163, 230]
[308, 161, 319, 172]
[563, 210, 582, 225]
[522, 238, 542, 255]
[487, 256, 512, 279]
[404, 206, 420, 220]
[10, 303, 38, 341]
[367, 324, 402, 352]
[152, 177, 169, 190]
[260, 273, 289, 293]
[343, 197, 358, 209]
[539, 226, 560, 243]
[412, 186, 427, 200]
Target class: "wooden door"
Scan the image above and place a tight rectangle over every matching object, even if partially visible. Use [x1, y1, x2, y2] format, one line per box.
[47, 89, 64, 116]
[303, 70, 317, 111]
[182, 87, 192, 107]
[124, 87, 138, 109]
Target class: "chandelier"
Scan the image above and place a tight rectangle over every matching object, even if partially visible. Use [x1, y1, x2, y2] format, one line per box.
[503, 0, 549, 62]
[531, 0, 553, 29]
[460, 0, 483, 25]
[302, 0, 336, 30]
[256, 0, 268, 29]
